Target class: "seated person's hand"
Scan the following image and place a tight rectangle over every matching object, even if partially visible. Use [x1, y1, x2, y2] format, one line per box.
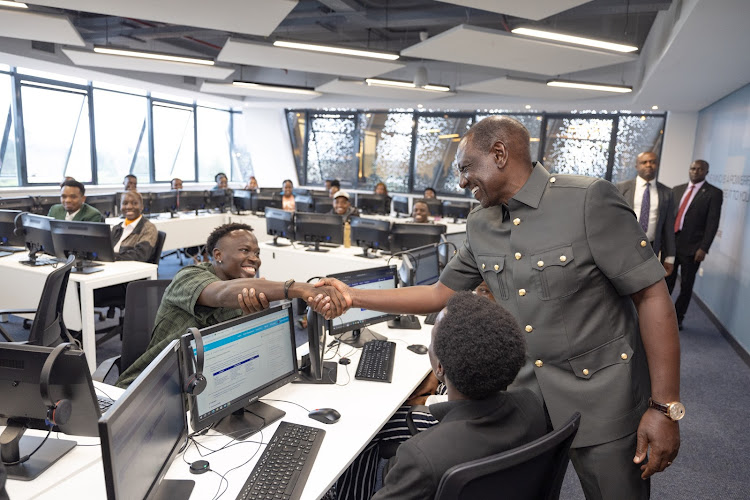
[309, 278, 352, 320]
[405, 373, 439, 406]
[237, 287, 269, 314]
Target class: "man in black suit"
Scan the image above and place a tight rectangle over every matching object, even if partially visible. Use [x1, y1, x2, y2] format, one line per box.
[665, 159, 723, 329]
[617, 151, 676, 277]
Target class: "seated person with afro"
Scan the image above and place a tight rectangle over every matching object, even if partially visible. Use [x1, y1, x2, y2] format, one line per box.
[371, 291, 546, 500]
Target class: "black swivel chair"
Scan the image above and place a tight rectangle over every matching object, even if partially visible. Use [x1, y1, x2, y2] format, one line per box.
[93, 279, 171, 382]
[0, 255, 76, 346]
[434, 412, 581, 500]
[149, 230, 167, 266]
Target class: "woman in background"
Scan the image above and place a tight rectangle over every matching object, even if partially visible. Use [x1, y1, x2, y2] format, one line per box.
[281, 179, 296, 212]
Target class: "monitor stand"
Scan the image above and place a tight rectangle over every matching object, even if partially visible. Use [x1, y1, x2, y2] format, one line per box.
[1, 421, 77, 481]
[268, 236, 291, 247]
[213, 402, 285, 441]
[338, 327, 386, 349]
[355, 247, 379, 259]
[19, 249, 56, 267]
[150, 479, 195, 500]
[71, 258, 104, 274]
[305, 241, 329, 253]
[294, 360, 338, 385]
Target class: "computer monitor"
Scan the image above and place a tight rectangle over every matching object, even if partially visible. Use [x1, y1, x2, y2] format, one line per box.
[34, 196, 60, 216]
[390, 222, 446, 252]
[180, 304, 298, 440]
[312, 195, 333, 214]
[355, 193, 390, 215]
[176, 190, 207, 214]
[85, 193, 117, 218]
[259, 187, 279, 195]
[294, 194, 314, 213]
[0, 196, 34, 212]
[293, 212, 343, 252]
[233, 190, 256, 213]
[439, 231, 466, 267]
[49, 219, 115, 274]
[326, 266, 398, 348]
[420, 198, 443, 217]
[99, 340, 194, 500]
[265, 207, 295, 246]
[392, 195, 409, 217]
[294, 308, 337, 385]
[442, 200, 472, 222]
[0, 209, 25, 251]
[147, 191, 177, 217]
[350, 216, 391, 258]
[17, 213, 57, 266]
[0, 343, 102, 480]
[255, 192, 281, 215]
[292, 188, 310, 196]
[398, 244, 441, 287]
[207, 188, 233, 213]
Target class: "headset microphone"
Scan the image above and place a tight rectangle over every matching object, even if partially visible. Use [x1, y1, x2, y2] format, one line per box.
[183, 327, 206, 396]
[40, 343, 74, 427]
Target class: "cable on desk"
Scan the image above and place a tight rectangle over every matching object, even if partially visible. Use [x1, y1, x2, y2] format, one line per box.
[94, 385, 114, 401]
[2, 427, 52, 466]
[260, 398, 310, 414]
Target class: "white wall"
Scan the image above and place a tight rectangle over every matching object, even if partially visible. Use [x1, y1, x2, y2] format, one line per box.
[659, 111, 699, 187]
[239, 108, 298, 187]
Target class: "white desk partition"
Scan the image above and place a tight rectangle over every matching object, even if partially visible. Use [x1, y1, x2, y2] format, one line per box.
[0, 254, 157, 373]
[5, 322, 433, 500]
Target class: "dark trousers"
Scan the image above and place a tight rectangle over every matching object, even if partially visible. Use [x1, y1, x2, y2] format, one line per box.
[664, 252, 701, 321]
[569, 431, 650, 500]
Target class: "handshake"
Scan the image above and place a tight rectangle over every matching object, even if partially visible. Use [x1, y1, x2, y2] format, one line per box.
[306, 278, 353, 320]
[235, 277, 354, 320]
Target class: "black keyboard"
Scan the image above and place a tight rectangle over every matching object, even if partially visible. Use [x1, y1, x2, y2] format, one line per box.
[97, 395, 115, 414]
[236, 421, 325, 500]
[355, 340, 396, 383]
[424, 312, 439, 325]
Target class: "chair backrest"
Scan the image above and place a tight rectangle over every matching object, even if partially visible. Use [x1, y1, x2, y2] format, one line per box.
[119, 279, 171, 372]
[27, 255, 76, 347]
[148, 231, 167, 265]
[434, 412, 581, 500]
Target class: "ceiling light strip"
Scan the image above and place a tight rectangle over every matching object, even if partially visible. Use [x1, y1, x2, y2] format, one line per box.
[0, 1, 28, 8]
[547, 80, 632, 93]
[512, 27, 638, 53]
[232, 81, 321, 96]
[273, 40, 399, 61]
[365, 78, 450, 92]
[93, 47, 215, 66]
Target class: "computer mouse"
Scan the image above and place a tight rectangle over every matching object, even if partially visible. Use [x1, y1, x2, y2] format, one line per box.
[407, 344, 429, 355]
[338, 357, 351, 365]
[308, 408, 341, 424]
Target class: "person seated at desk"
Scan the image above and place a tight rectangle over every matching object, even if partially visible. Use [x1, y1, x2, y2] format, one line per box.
[423, 187, 437, 199]
[213, 172, 228, 190]
[171, 177, 183, 190]
[282, 179, 296, 212]
[329, 179, 341, 198]
[111, 191, 158, 262]
[411, 200, 431, 224]
[115, 222, 347, 388]
[329, 190, 360, 223]
[123, 174, 137, 192]
[47, 179, 104, 222]
[374, 182, 388, 196]
[245, 176, 259, 192]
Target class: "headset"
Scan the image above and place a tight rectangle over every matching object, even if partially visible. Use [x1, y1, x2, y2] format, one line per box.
[13, 211, 25, 238]
[39, 343, 74, 428]
[183, 327, 206, 396]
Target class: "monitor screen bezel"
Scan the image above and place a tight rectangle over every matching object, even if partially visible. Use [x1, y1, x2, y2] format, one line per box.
[179, 304, 299, 434]
[390, 222, 446, 252]
[293, 212, 344, 246]
[325, 265, 399, 335]
[349, 216, 391, 251]
[264, 207, 295, 240]
[398, 243, 441, 287]
[48, 219, 115, 263]
[19, 213, 56, 257]
[0, 209, 25, 247]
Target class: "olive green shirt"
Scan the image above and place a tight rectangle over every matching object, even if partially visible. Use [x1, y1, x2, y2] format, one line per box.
[115, 263, 242, 388]
[47, 203, 104, 222]
[440, 163, 665, 448]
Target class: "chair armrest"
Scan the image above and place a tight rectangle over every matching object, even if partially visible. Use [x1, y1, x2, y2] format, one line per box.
[0, 308, 36, 315]
[93, 356, 121, 383]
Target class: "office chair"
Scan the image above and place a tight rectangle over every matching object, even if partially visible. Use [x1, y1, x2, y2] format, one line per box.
[434, 412, 581, 500]
[93, 279, 171, 382]
[0, 254, 76, 346]
[149, 231, 167, 266]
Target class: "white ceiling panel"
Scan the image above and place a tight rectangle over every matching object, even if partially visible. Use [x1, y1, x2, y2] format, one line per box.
[0, 8, 84, 46]
[401, 25, 636, 76]
[200, 81, 321, 100]
[24, 0, 296, 37]
[436, 0, 592, 21]
[459, 76, 610, 100]
[316, 79, 453, 101]
[217, 39, 405, 78]
[62, 48, 235, 79]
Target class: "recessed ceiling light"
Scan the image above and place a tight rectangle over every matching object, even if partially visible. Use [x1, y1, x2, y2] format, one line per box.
[547, 80, 632, 93]
[232, 81, 321, 96]
[93, 46, 215, 66]
[651, 105, 659, 110]
[417, 104, 423, 108]
[0, 1, 28, 8]
[512, 27, 638, 53]
[365, 78, 450, 92]
[273, 40, 399, 61]
[525, 104, 531, 109]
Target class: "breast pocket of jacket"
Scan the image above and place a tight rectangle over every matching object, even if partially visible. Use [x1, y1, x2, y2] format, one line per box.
[476, 254, 509, 300]
[531, 245, 578, 300]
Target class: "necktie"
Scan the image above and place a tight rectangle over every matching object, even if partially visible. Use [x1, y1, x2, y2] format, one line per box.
[674, 185, 694, 233]
[640, 182, 650, 233]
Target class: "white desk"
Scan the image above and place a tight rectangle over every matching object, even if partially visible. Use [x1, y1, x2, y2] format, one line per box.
[6, 321, 433, 500]
[0, 254, 157, 373]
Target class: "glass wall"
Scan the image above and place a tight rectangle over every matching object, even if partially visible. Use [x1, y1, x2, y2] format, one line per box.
[197, 105, 231, 182]
[286, 111, 306, 184]
[413, 114, 473, 195]
[612, 115, 666, 184]
[152, 101, 196, 183]
[358, 111, 413, 193]
[543, 116, 613, 179]
[306, 112, 358, 187]
[0, 71, 18, 186]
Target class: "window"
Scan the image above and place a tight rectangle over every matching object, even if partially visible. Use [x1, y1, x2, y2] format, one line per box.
[0, 73, 19, 186]
[413, 114, 472, 195]
[231, 112, 253, 186]
[197, 106, 231, 182]
[152, 100, 195, 182]
[93, 88, 149, 185]
[476, 113, 543, 161]
[358, 111, 412, 193]
[286, 111, 306, 184]
[612, 115, 666, 184]
[543, 116, 613, 178]
[20, 80, 92, 183]
[306, 112, 357, 187]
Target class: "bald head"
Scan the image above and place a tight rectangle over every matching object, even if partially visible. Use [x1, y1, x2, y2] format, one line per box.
[462, 116, 533, 167]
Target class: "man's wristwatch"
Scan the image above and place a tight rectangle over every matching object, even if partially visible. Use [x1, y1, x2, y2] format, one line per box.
[648, 398, 686, 421]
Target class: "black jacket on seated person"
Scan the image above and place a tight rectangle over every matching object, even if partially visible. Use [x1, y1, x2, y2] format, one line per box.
[372, 389, 546, 500]
[111, 217, 159, 262]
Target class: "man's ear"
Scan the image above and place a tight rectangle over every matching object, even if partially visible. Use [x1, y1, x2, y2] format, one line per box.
[492, 140, 508, 169]
[212, 247, 221, 262]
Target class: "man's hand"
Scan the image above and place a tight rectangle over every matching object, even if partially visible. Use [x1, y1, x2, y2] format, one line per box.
[308, 278, 352, 320]
[237, 287, 269, 315]
[405, 373, 439, 406]
[694, 249, 707, 263]
[663, 262, 674, 276]
[633, 409, 680, 479]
